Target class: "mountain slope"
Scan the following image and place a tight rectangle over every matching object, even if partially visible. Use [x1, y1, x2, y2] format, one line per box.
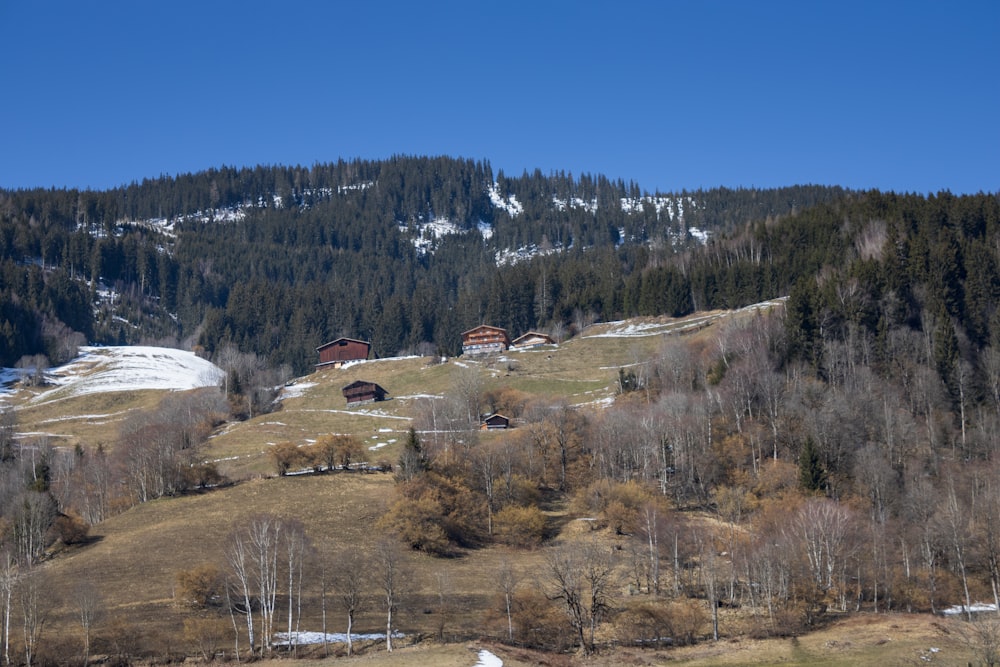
[0, 157, 852, 371]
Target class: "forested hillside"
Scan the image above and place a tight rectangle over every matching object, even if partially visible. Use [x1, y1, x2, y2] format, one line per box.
[3, 159, 1000, 663]
[1, 156, 847, 372]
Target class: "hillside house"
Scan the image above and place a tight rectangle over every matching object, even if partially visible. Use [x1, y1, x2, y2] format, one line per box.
[511, 331, 555, 348]
[342, 380, 387, 405]
[481, 413, 510, 430]
[316, 337, 370, 368]
[461, 325, 510, 356]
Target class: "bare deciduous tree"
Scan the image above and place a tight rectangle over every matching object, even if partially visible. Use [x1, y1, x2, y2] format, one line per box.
[282, 519, 310, 655]
[451, 365, 485, 429]
[332, 548, 366, 656]
[523, 400, 587, 492]
[374, 538, 407, 652]
[14, 355, 48, 388]
[953, 614, 1000, 667]
[699, 540, 722, 641]
[937, 483, 974, 621]
[73, 580, 103, 665]
[18, 566, 50, 667]
[545, 538, 617, 655]
[786, 497, 857, 611]
[11, 491, 56, 565]
[976, 466, 1000, 617]
[472, 442, 500, 535]
[226, 514, 285, 657]
[497, 558, 519, 642]
[0, 549, 17, 667]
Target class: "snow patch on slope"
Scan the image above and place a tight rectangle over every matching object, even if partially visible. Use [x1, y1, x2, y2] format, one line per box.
[26, 346, 224, 403]
[488, 182, 523, 217]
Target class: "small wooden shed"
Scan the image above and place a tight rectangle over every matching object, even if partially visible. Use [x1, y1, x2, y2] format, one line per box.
[317, 337, 370, 367]
[481, 413, 510, 430]
[342, 380, 387, 406]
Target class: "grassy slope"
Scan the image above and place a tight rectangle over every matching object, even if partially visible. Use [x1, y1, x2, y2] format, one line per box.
[25, 303, 977, 665]
[10, 310, 729, 455]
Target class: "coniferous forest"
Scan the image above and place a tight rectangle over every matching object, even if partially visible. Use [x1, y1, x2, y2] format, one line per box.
[1, 156, 855, 372]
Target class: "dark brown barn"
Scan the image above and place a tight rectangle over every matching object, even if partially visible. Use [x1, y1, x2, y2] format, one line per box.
[317, 337, 370, 367]
[342, 380, 387, 405]
[461, 325, 510, 356]
[481, 413, 510, 430]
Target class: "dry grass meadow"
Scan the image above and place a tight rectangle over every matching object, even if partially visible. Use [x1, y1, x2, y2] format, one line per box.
[12, 302, 984, 666]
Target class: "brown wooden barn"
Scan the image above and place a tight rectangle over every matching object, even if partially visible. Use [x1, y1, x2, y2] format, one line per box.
[342, 380, 387, 405]
[511, 331, 555, 348]
[316, 337, 370, 368]
[481, 413, 510, 430]
[461, 325, 510, 356]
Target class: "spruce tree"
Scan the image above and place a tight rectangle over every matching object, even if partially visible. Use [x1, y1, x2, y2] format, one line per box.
[396, 427, 428, 482]
[798, 437, 826, 493]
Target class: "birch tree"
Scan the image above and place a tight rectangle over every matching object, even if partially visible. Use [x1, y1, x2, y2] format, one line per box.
[496, 558, 519, 642]
[375, 538, 406, 652]
[937, 484, 974, 621]
[18, 567, 48, 667]
[247, 515, 282, 654]
[282, 519, 309, 654]
[332, 548, 366, 656]
[73, 580, 103, 666]
[226, 532, 256, 654]
[226, 514, 285, 656]
[0, 549, 16, 667]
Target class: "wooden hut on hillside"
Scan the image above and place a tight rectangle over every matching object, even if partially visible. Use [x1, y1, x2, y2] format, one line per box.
[481, 413, 510, 430]
[317, 337, 370, 368]
[511, 331, 555, 349]
[342, 380, 387, 406]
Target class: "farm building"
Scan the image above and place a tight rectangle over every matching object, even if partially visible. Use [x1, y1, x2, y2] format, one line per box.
[461, 325, 510, 356]
[511, 331, 555, 348]
[481, 413, 510, 430]
[317, 337, 370, 367]
[342, 380, 387, 405]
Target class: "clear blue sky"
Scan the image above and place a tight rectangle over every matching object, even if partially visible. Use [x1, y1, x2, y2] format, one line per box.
[2, 0, 996, 195]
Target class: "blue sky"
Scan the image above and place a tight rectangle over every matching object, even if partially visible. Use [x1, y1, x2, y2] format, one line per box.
[1, 1, 996, 195]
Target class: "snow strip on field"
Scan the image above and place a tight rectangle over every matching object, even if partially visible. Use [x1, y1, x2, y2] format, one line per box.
[35, 410, 130, 424]
[292, 408, 412, 420]
[273, 631, 403, 646]
[338, 354, 421, 370]
[274, 633, 502, 665]
[279, 382, 317, 400]
[941, 602, 999, 615]
[585, 313, 718, 338]
[475, 650, 503, 666]
[584, 298, 787, 339]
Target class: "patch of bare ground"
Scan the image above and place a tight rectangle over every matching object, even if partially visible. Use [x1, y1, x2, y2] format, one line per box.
[623, 612, 974, 666]
[255, 641, 559, 667]
[38, 472, 565, 654]
[233, 613, 974, 667]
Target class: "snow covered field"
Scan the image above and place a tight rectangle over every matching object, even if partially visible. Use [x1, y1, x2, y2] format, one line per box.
[2, 346, 225, 402]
